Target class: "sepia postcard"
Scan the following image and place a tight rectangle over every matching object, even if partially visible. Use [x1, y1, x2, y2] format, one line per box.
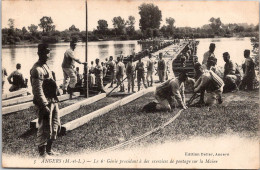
[1, 0, 259, 168]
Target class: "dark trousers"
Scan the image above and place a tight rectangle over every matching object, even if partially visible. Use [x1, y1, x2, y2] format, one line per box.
[239, 76, 254, 90]
[137, 73, 147, 91]
[37, 103, 60, 147]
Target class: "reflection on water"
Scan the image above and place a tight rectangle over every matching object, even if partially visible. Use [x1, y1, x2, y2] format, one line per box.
[1, 40, 141, 91]
[9, 48, 16, 66]
[1, 38, 253, 91]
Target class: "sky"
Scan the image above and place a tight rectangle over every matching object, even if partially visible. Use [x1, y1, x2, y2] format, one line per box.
[2, 0, 259, 31]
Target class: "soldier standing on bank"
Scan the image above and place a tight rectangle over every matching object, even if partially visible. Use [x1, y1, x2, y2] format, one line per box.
[157, 53, 166, 83]
[61, 41, 86, 94]
[107, 56, 116, 88]
[136, 56, 147, 91]
[116, 56, 125, 92]
[94, 58, 106, 93]
[126, 55, 136, 93]
[239, 49, 256, 90]
[30, 44, 61, 157]
[146, 53, 154, 87]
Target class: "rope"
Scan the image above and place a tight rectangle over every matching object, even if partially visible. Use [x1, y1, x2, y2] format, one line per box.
[97, 109, 184, 153]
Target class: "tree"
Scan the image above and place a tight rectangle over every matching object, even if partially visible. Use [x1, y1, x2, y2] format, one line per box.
[145, 28, 153, 38]
[126, 16, 135, 35]
[160, 25, 167, 36]
[8, 18, 15, 30]
[112, 16, 126, 35]
[166, 17, 175, 34]
[22, 27, 28, 35]
[97, 19, 108, 34]
[255, 24, 259, 32]
[234, 25, 245, 33]
[28, 24, 38, 34]
[38, 16, 55, 32]
[69, 25, 80, 32]
[138, 3, 162, 31]
[209, 17, 222, 34]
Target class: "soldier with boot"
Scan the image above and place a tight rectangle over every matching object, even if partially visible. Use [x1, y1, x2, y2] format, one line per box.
[116, 56, 125, 92]
[239, 50, 256, 91]
[146, 53, 154, 87]
[30, 44, 61, 157]
[62, 41, 86, 94]
[126, 55, 136, 93]
[94, 58, 106, 93]
[136, 56, 147, 91]
[107, 56, 116, 88]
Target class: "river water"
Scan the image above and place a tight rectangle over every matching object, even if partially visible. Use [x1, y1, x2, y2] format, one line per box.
[1, 37, 253, 91]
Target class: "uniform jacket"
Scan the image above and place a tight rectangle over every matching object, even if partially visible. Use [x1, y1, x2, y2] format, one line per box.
[156, 78, 185, 107]
[30, 61, 54, 108]
[116, 61, 125, 76]
[8, 70, 25, 87]
[202, 51, 215, 65]
[126, 62, 136, 75]
[244, 57, 256, 78]
[62, 48, 77, 69]
[94, 64, 103, 78]
[147, 58, 154, 72]
[157, 59, 166, 71]
[224, 60, 235, 77]
[194, 71, 223, 93]
[136, 61, 145, 75]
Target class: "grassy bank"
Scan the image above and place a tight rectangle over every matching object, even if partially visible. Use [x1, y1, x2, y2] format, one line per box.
[2, 90, 259, 157]
[2, 96, 87, 156]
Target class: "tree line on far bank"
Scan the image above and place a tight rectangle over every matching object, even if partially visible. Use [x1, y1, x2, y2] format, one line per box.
[2, 3, 259, 45]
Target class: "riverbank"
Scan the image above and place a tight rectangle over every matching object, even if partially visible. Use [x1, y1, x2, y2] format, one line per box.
[2, 33, 258, 46]
[2, 89, 258, 157]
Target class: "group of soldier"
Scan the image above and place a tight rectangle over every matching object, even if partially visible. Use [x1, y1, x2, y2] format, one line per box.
[104, 51, 169, 93]
[2, 39, 257, 157]
[82, 46, 170, 94]
[148, 42, 257, 113]
[1, 41, 167, 157]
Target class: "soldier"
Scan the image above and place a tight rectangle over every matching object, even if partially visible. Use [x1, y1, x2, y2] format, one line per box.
[8, 63, 27, 92]
[75, 67, 81, 83]
[206, 54, 217, 72]
[157, 53, 166, 83]
[116, 56, 125, 92]
[30, 44, 60, 157]
[146, 53, 154, 87]
[194, 62, 203, 81]
[94, 59, 106, 93]
[62, 41, 86, 94]
[239, 50, 256, 90]
[89, 61, 95, 74]
[194, 69, 224, 106]
[126, 55, 136, 93]
[2, 67, 8, 93]
[203, 43, 216, 65]
[101, 62, 107, 78]
[119, 51, 124, 61]
[154, 72, 189, 111]
[222, 52, 240, 92]
[105, 58, 108, 67]
[136, 56, 147, 91]
[107, 56, 116, 88]
[75, 67, 83, 87]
